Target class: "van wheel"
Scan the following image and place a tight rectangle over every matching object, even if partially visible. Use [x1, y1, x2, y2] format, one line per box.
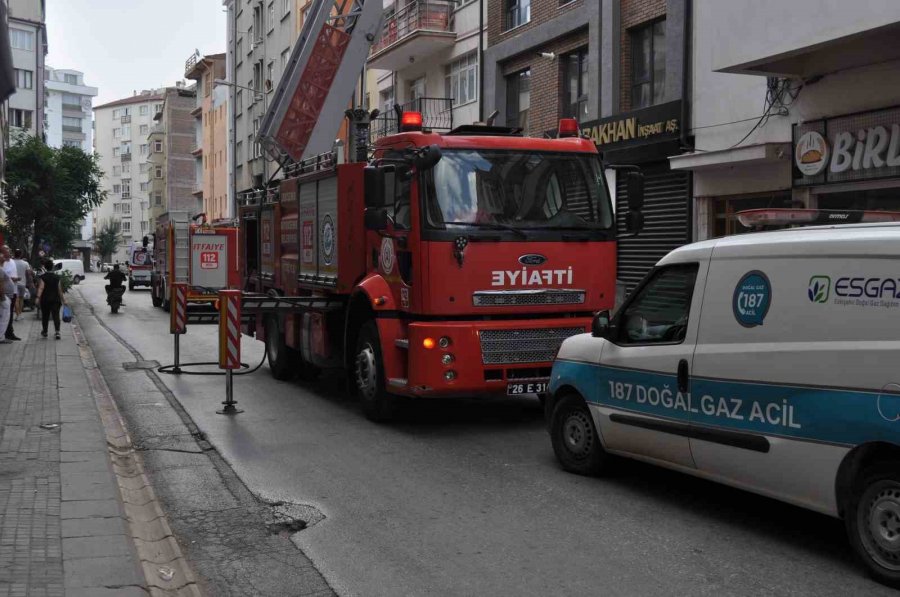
[847, 461, 900, 588]
[550, 393, 611, 476]
[355, 321, 397, 422]
[266, 316, 296, 381]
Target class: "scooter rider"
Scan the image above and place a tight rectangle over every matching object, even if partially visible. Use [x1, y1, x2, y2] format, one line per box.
[104, 264, 127, 303]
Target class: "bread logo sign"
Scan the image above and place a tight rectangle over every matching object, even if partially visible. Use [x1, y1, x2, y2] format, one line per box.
[795, 131, 829, 176]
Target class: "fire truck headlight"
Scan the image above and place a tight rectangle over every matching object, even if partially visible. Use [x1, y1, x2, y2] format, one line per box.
[444, 370, 457, 381]
[438, 336, 451, 349]
[423, 337, 436, 350]
[441, 354, 454, 366]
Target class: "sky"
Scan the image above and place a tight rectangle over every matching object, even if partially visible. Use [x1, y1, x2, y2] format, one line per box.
[45, 0, 228, 107]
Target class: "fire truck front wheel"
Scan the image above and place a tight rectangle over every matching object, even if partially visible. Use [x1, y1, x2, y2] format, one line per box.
[355, 321, 398, 423]
[266, 316, 297, 381]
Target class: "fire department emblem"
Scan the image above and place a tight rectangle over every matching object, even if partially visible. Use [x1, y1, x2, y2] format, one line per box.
[321, 214, 335, 265]
[380, 237, 395, 274]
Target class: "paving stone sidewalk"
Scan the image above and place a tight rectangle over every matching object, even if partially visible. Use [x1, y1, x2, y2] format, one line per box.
[0, 311, 147, 596]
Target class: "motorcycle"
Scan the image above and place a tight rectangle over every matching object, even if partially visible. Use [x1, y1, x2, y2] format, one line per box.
[106, 286, 125, 314]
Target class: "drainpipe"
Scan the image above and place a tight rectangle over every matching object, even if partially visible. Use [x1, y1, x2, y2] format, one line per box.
[478, 0, 484, 121]
[680, 0, 691, 150]
[231, 1, 238, 219]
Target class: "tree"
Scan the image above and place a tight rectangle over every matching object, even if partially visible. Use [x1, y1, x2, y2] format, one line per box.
[1, 133, 106, 262]
[93, 218, 122, 263]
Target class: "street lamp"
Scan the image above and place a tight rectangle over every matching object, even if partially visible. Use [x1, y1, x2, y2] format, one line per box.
[213, 79, 264, 102]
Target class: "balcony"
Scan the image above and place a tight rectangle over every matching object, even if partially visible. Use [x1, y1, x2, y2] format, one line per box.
[121, 153, 132, 162]
[121, 115, 131, 124]
[371, 97, 453, 141]
[368, 0, 455, 71]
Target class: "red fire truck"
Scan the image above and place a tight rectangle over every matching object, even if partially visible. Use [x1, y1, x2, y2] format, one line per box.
[238, 0, 644, 420]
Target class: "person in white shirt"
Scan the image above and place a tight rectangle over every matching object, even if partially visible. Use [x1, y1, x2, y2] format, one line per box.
[0, 254, 15, 344]
[13, 249, 31, 321]
[1, 246, 20, 341]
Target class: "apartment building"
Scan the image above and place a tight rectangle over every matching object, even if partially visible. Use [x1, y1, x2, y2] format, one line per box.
[367, 0, 485, 137]
[223, 0, 299, 203]
[185, 52, 230, 222]
[146, 85, 200, 227]
[44, 67, 98, 241]
[670, 1, 900, 242]
[7, 0, 46, 138]
[93, 90, 165, 263]
[482, 0, 689, 290]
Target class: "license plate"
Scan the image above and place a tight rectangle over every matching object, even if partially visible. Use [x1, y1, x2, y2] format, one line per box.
[506, 381, 549, 395]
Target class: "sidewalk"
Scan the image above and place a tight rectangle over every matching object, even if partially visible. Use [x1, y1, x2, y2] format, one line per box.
[0, 310, 147, 596]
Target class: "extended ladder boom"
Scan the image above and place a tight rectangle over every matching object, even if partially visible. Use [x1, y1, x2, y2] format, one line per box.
[256, 0, 384, 164]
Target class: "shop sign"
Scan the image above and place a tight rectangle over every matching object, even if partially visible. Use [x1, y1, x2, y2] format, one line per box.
[577, 101, 682, 150]
[794, 106, 900, 186]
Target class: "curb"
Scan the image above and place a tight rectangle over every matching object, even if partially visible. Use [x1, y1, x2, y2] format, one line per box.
[73, 319, 203, 597]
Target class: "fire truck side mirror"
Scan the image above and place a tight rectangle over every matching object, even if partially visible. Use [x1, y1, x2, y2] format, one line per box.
[364, 208, 389, 231]
[626, 171, 645, 212]
[413, 144, 442, 171]
[364, 165, 397, 209]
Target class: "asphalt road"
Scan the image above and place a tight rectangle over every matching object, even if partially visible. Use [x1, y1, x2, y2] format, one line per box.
[75, 273, 894, 596]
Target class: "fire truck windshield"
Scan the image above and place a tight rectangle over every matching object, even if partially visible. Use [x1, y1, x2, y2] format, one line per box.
[425, 149, 613, 232]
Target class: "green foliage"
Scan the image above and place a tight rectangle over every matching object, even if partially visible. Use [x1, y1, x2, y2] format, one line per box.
[1, 133, 107, 261]
[93, 218, 122, 263]
[57, 269, 74, 294]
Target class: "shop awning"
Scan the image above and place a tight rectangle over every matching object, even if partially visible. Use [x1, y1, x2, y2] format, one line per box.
[668, 143, 791, 171]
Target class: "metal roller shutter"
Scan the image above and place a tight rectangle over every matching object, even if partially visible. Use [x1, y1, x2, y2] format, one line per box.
[616, 163, 690, 292]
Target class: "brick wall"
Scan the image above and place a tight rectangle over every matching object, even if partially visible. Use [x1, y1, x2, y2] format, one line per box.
[500, 29, 588, 135]
[619, 0, 666, 112]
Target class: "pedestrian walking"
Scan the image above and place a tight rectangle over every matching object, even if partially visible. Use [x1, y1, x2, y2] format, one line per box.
[13, 249, 31, 321]
[36, 259, 66, 340]
[0, 246, 20, 341]
[0, 264, 12, 345]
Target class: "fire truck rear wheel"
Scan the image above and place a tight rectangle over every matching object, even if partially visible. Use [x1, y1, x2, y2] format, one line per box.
[355, 321, 397, 423]
[151, 290, 162, 308]
[266, 316, 296, 381]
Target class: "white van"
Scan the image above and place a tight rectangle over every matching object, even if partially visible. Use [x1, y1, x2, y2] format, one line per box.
[53, 259, 86, 284]
[546, 222, 900, 588]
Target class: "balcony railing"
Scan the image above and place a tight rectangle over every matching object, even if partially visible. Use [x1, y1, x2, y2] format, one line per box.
[121, 153, 132, 162]
[121, 115, 131, 124]
[372, 0, 454, 54]
[371, 97, 453, 141]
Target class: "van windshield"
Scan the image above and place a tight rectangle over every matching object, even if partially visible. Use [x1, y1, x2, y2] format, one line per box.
[425, 149, 613, 232]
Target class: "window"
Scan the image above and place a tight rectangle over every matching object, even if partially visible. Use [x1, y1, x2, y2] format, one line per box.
[140, 163, 150, 174]
[122, 162, 131, 174]
[236, 141, 243, 163]
[505, 69, 530, 131]
[282, 0, 291, 16]
[140, 105, 149, 116]
[121, 221, 131, 233]
[122, 203, 132, 215]
[140, 144, 149, 156]
[62, 93, 81, 106]
[113, 128, 121, 139]
[236, 87, 243, 112]
[236, 39, 243, 64]
[253, 60, 263, 92]
[112, 109, 121, 119]
[10, 29, 34, 51]
[154, 103, 163, 115]
[266, 61, 274, 91]
[113, 148, 121, 158]
[140, 182, 149, 192]
[123, 107, 131, 116]
[62, 116, 82, 130]
[505, 0, 530, 30]
[113, 184, 121, 194]
[10, 109, 33, 129]
[122, 124, 131, 138]
[563, 47, 589, 120]
[267, 2, 275, 31]
[281, 49, 289, 71]
[631, 19, 666, 110]
[444, 52, 478, 107]
[64, 73, 78, 85]
[141, 221, 148, 233]
[140, 124, 149, 135]
[113, 203, 122, 214]
[408, 77, 425, 103]
[618, 265, 698, 345]
[63, 139, 81, 148]
[153, 141, 163, 152]
[121, 142, 131, 154]
[14, 69, 33, 89]
[122, 180, 131, 195]
[112, 165, 121, 175]
[155, 166, 163, 179]
[154, 192, 162, 206]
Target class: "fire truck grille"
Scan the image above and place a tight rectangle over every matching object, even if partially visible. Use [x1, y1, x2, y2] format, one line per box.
[472, 290, 586, 307]
[479, 327, 584, 365]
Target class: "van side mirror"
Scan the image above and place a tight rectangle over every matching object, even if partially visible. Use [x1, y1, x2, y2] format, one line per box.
[364, 208, 389, 231]
[626, 171, 644, 211]
[592, 310, 612, 338]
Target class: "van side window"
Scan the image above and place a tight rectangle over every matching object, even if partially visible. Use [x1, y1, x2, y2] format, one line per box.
[617, 264, 699, 345]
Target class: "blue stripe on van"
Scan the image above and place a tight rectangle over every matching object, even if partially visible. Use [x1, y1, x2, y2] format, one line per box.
[550, 359, 900, 447]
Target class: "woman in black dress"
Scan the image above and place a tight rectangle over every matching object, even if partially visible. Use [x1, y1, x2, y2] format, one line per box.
[36, 260, 67, 339]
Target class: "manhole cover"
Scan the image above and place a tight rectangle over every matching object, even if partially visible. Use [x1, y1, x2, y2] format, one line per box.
[123, 360, 161, 371]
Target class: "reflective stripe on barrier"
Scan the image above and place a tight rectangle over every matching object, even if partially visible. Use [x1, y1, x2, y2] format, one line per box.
[218, 290, 242, 370]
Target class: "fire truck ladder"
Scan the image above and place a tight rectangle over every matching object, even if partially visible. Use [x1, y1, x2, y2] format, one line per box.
[172, 212, 191, 284]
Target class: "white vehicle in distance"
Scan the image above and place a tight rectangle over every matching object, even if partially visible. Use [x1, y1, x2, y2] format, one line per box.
[545, 210, 900, 588]
[52, 259, 86, 284]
